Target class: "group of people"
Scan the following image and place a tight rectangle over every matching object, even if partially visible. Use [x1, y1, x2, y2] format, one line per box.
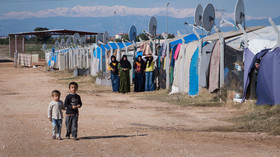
[48, 82, 82, 140]
[108, 53, 158, 93]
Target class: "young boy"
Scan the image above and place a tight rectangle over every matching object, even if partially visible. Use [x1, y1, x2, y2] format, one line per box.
[48, 90, 64, 140]
[64, 82, 82, 140]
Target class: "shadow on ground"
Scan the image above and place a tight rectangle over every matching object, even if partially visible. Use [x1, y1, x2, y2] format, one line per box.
[79, 134, 148, 140]
[0, 59, 13, 63]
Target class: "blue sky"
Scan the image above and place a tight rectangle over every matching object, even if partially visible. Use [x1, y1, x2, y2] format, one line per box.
[0, 0, 279, 20]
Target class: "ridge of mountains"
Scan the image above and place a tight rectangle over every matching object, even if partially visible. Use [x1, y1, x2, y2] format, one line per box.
[0, 16, 279, 36]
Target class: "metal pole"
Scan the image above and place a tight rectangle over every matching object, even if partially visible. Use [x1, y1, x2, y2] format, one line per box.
[14, 35, 18, 67]
[114, 11, 116, 39]
[9, 36, 11, 58]
[166, 2, 170, 35]
[166, 39, 170, 91]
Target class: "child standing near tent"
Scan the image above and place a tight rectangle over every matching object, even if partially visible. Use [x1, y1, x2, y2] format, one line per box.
[64, 82, 82, 140]
[48, 90, 64, 140]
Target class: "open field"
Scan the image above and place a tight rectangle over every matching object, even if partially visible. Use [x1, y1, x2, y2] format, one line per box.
[1, 48, 280, 157]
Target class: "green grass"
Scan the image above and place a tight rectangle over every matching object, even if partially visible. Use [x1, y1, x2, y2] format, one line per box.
[135, 88, 221, 107]
[24, 44, 45, 59]
[0, 45, 10, 57]
[209, 103, 280, 135]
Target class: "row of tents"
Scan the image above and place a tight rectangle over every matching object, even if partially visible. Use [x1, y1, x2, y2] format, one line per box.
[45, 25, 280, 105]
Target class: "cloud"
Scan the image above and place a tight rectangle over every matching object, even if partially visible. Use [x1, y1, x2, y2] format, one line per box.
[0, 5, 266, 20]
[0, 5, 195, 20]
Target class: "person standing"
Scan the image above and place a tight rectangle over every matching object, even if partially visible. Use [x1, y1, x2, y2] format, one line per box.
[133, 55, 146, 92]
[48, 90, 64, 140]
[143, 53, 158, 91]
[118, 55, 131, 93]
[108, 55, 119, 93]
[64, 82, 82, 140]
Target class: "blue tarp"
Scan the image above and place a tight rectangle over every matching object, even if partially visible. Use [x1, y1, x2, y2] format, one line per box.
[109, 43, 118, 49]
[170, 34, 205, 49]
[256, 47, 280, 105]
[189, 42, 207, 96]
[106, 42, 132, 50]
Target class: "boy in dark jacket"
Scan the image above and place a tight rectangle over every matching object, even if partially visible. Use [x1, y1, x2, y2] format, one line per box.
[64, 82, 82, 140]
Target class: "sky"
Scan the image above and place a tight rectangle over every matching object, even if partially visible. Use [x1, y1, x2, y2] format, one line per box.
[0, 0, 279, 20]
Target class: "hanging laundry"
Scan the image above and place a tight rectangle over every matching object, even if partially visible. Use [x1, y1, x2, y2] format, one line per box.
[144, 43, 152, 56]
[161, 42, 167, 57]
[170, 44, 178, 67]
[173, 43, 182, 60]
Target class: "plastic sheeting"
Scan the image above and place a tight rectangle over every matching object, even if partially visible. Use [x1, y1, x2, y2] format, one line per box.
[199, 41, 217, 88]
[226, 26, 280, 53]
[242, 48, 269, 102]
[208, 42, 220, 92]
[256, 47, 280, 105]
[189, 42, 208, 96]
[169, 34, 204, 49]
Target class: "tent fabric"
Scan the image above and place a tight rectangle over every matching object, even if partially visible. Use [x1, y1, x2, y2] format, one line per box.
[183, 42, 199, 93]
[248, 39, 276, 55]
[172, 44, 185, 93]
[256, 47, 280, 105]
[172, 44, 182, 91]
[189, 47, 199, 95]
[226, 26, 280, 52]
[199, 41, 217, 88]
[189, 42, 208, 96]
[169, 34, 204, 49]
[170, 41, 198, 94]
[208, 42, 221, 92]
[109, 43, 118, 49]
[242, 48, 269, 102]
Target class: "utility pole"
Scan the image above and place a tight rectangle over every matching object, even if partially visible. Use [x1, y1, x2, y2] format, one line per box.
[166, 2, 170, 37]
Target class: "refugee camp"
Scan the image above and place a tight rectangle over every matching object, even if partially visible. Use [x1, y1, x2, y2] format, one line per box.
[1, 0, 280, 156]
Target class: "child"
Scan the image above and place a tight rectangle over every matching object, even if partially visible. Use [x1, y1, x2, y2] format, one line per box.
[48, 90, 64, 140]
[64, 82, 82, 140]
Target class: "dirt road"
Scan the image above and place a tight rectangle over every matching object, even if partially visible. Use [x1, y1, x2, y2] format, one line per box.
[1, 62, 280, 157]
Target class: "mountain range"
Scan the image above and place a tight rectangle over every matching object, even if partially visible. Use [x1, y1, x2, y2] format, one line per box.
[0, 16, 279, 36]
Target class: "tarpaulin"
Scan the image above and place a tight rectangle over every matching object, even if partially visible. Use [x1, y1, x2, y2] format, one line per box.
[256, 47, 280, 105]
[242, 48, 269, 102]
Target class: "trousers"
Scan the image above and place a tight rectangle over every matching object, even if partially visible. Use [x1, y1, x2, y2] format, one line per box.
[65, 114, 78, 138]
[52, 118, 62, 137]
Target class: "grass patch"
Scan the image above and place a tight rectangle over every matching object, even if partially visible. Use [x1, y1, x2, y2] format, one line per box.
[47, 68, 111, 94]
[210, 103, 280, 135]
[0, 45, 9, 57]
[135, 88, 221, 107]
[25, 44, 46, 59]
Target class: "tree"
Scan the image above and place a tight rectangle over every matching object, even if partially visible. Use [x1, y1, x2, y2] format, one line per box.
[34, 27, 52, 43]
[136, 33, 149, 42]
[168, 33, 175, 39]
[122, 34, 129, 41]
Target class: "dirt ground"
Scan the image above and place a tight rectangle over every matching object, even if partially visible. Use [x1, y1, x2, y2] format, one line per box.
[1, 58, 280, 156]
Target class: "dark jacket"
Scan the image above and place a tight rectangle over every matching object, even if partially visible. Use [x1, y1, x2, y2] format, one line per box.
[64, 93, 82, 115]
